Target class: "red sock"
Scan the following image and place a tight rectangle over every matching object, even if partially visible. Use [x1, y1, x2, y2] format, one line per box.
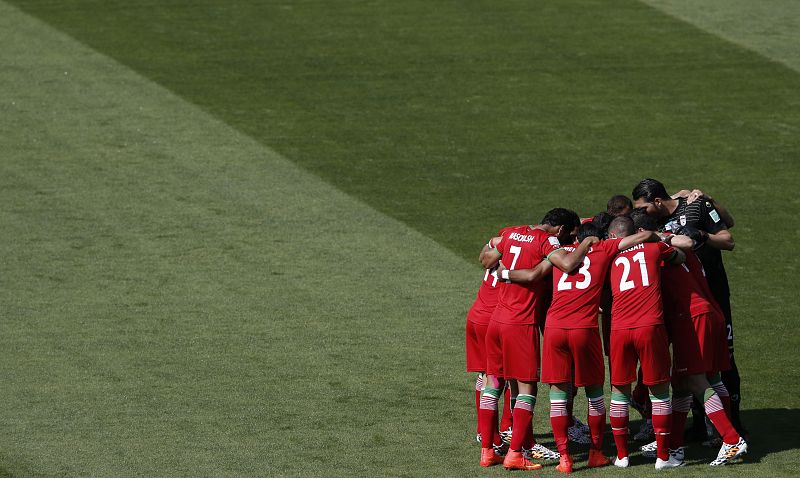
[669, 395, 691, 449]
[522, 417, 536, 449]
[610, 415, 629, 459]
[499, 389, 513, 432]
[550, 399, 570, 455]
[587, 396, 606, 451]
[609, 397, 629, 459]
[510, 394, 535, 451]
[705, 392, 739, 444]
[710, 381, 733, 419]
[475, 376, 484, 434]
[650, 396, 672, 461]
[479, 388, 501, 449]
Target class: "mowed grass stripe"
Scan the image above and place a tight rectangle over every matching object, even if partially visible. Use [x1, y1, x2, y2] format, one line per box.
[0, 2, 478, 476]
[640, 0, 800, 72]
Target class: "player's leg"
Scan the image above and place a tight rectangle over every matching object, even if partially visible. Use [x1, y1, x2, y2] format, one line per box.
[479, 321, 506, 466]
[549, 383, 572, 472]
[474, 373, 484, 441]
[478, 374, 506, 466]
[503, 380, 543, 470]
[631, 368, 654, 442]
[637, 325, 681, 469]
[585, 384, 611, 468]
[669, 381, 692, 457]
[685, 373, 747, 465]
[499, 381, 514, 443]
[609, 329, 636, 467]
[610, 384, 632, 468]
[717, 296, 746, 435]
[501, 324, 544, 470]
[541, 327, 572, 465]
[568, 328, 608, 466]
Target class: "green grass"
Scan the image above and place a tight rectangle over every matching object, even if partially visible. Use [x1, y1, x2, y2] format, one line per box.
[1, 0, 799, 476]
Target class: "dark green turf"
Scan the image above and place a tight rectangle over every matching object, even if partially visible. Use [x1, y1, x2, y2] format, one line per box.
[3, 0, 800, 476]
[8, 0, 799, 257]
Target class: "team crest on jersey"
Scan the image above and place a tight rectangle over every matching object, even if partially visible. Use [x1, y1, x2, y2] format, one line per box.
[679, 215, 687, 226]
[709, 210, 721, 223]
[548, 236, 560, 246]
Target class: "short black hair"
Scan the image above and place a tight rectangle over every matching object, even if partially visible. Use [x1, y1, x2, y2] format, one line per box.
[590, 212, 614, 239]
[630, 208, 658, 232]
[607, 195, 633, 216]
[608, 216, 635, 237]
[541, 208, 580, 230]
[632, 178, 670, 202]
[577, 222, 602, 243]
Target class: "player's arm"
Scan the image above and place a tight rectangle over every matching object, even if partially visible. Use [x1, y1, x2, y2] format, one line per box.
[497, 260, 553, 284]
[705, 228, 735, 251]
[662, 233, 695, 251]
[479, 236, 502, 269]
[617, 230, 660, 250]
[547, 236, 599, 272]
[676, 225, 735, 251]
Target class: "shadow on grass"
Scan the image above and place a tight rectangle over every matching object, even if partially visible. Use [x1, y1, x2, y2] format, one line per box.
[557, 408, 800, 466]
[737, 408, 800, 462]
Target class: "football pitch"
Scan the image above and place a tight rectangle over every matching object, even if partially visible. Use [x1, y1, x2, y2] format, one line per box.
[0, 0, 798, 476]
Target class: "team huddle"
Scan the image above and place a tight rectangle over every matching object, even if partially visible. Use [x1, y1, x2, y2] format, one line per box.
[466, 179, 747, 472]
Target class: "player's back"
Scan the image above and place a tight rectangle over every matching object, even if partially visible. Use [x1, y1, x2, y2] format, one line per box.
[546, 238, 622, 329]
[662, 248, 718, 321]
[492, 225, 561, 325]
[468, 226, 517, 325]
[609, 241, 675, 330]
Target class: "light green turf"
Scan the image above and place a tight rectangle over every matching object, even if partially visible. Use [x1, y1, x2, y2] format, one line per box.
[641, 0, 800, 72]
[0, 2, 481, 476]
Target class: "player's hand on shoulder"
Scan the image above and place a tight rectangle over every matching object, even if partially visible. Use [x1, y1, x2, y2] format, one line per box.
[675, 225, 708, 246]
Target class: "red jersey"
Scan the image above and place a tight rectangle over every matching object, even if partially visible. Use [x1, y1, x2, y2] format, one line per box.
[661, 248, 716, 321]
[546, 238, 622, 329]
[609, 241, 676, 330]
[491, 226, 563, 325]
[467, 227, 515, 325]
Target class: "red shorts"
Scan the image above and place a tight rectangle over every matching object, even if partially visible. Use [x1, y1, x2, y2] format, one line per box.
[669, 312, 730, 377]
[466, 320, 489, 372]
[485, 321, 540, 382]
[610, 325, 671, 386]
[541, 327, 604, 387]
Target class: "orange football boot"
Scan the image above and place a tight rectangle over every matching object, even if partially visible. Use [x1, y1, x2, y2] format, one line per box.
[556, 454, 573, 474]
[480, 447, 504, 467]
[503, 450, 543, 470]
[587, 448, 611, 468]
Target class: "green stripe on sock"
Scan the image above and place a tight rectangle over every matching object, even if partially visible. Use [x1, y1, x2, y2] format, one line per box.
[650, 392, 670, 401]
[549, 390, 568, 401]
[611, 392, 630, 402]
[703, 388, 716, 402]
[483, 387, 501, 399]
[517, 394, 536, 406]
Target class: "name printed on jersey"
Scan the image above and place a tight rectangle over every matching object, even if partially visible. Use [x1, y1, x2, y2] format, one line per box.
[620, 243, 644, 254]
[507, 232, 535, 243]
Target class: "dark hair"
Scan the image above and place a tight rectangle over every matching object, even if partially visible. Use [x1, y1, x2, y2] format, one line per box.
[608, 216, 635, 237]
[632, 178, 670, 202]
[590, 212, 614, 239]
[541, 208, 580, 230]
[630, 208, 659, 232]
[607, 195, 633, 216]
[577, 222, 602, 243]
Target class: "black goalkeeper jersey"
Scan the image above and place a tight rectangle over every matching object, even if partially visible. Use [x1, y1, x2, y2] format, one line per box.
[659, 197, 730, 300]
